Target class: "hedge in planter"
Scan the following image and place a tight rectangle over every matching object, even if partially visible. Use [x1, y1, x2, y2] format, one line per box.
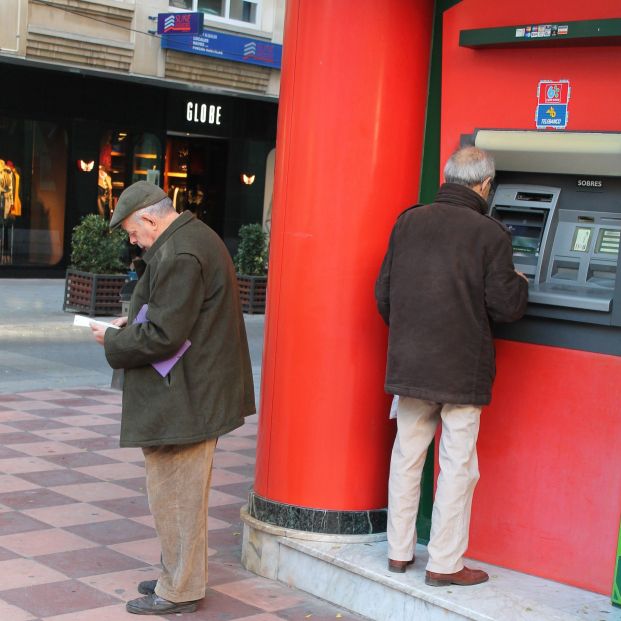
[63, 214, 129, 316]
[234, 223, 268, 314]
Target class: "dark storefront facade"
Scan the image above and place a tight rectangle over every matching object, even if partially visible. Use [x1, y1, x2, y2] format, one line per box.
[0, 58, 277, 276]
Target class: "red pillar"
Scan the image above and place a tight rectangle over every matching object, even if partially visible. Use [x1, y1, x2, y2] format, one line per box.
[252, 0, 434, 529]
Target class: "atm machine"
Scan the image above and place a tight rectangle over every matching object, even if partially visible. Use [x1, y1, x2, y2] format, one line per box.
[477, 130, 621, 343]
[453, 129, 621, 595]
[490, 183, 621, 316]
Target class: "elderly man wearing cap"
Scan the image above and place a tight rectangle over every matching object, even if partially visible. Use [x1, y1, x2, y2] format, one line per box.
[90, 181, 255, 615]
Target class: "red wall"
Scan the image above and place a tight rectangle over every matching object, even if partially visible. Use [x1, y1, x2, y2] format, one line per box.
[442, 0, 621, 593]
[478, 341, 621, 593]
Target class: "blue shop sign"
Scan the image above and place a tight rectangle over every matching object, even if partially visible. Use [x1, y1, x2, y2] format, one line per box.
[157, 13, 204, 35]
[161, 28, 282, 70]
[536, 104, 568, 129]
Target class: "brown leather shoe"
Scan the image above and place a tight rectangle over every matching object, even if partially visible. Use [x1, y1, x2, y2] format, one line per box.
[388, 557, 415, 573]
[425, 566, 489, 586]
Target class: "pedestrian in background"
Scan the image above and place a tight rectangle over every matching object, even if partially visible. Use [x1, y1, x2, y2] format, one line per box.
[90, 181, 255, 615]
[375, 146, 528, 586]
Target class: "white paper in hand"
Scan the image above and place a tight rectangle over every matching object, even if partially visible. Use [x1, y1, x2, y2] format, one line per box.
[389, 395, 399, 420]
[73, 315, 120, 330]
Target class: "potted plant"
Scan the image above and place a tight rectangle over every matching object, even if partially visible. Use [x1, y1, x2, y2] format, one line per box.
[63, 214, 129, 316]
[234, 223, 268, 314]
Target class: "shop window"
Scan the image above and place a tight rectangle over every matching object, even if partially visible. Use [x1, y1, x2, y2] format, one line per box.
[99, 131, 163, 221]
[164, 135, 227, 236]
[169, 0, 260, 27]
[0, 118, 67, 267]
[164, 137, 190, 213]
[99, 130, 129, 219]
[132, 133, 163, 186]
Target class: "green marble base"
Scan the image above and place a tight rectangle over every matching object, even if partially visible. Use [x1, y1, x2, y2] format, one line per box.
[247, 490, 387, 535]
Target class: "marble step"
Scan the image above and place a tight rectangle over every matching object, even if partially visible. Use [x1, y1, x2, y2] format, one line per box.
[241, 508, 621, 621]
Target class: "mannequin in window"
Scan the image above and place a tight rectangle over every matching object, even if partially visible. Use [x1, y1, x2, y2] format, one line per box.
[169, 185, 187, 213]
[97, 165, 112, 219]
[6, 161, 21, 217]
[0, 159, 15, 264]
[186, 185, 206, 221]
[0, 159, 14, 219]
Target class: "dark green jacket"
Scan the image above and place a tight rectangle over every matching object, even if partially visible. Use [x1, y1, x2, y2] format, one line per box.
[104, 211, 255, 447]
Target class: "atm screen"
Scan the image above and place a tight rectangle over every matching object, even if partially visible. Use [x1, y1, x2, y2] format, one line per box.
[493, 206, 546, 257]
[507, 225, 542, 256]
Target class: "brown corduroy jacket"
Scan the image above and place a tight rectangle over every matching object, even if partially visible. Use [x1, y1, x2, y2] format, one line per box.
[375, 183, 528, 406]
[104, 211, 255, 447]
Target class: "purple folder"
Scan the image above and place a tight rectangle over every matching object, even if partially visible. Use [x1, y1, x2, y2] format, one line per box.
[133, 304, 191, 377]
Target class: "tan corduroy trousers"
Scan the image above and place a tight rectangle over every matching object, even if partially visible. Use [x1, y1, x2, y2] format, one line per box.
[387, 397, 482, 574]
[143, 438, 217, 602]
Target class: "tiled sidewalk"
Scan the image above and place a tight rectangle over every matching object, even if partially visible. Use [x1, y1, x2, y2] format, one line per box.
[0, 388, 365, 621]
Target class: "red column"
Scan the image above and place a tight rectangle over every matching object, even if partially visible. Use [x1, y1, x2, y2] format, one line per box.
[253, 0, 434, 522]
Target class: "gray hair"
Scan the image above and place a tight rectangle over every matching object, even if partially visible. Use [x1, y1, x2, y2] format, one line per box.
[443, 146, 495, 187]
[132, 196, 175, 220]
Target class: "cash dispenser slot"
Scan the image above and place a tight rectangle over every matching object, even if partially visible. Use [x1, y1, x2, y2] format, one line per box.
[515, 191, 553, 202]
[551, 259, 580, 281]
[587, 261, 616, 287]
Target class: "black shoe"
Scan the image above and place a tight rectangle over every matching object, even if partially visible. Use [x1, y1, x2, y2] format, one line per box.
[126, 593, 199, 615]
[137, 580, 157, 595]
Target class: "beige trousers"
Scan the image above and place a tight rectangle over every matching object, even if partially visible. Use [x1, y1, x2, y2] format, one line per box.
[387, 397, 481, 574]
[143, 438, 217, 602]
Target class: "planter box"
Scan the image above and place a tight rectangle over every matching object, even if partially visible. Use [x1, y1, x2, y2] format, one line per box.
[237, 274, 267, 315]
[63, 269, 127, 317]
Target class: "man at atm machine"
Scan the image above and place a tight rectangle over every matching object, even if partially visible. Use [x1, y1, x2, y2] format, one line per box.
[375, 146, 528, 587]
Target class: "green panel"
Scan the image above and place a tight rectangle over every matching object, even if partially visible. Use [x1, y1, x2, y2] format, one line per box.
[415, 0, 462, 543]
[415, 443, 435, 544]
[613, 517, 621, 606]
[419, 0, 461, 203]
[460, 18, 621, 49]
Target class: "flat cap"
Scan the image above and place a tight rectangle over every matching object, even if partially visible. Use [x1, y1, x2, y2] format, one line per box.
[109, 181, 168, 229]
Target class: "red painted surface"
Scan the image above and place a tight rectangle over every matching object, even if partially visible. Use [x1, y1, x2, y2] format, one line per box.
[254, 0, 434, 510]
[441, 0, 621, 593]
[441, 0, 621, 159]
[473, 341, 621, 593]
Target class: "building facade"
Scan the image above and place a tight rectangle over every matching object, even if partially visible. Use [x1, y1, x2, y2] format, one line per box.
[0, 0, 283, 275]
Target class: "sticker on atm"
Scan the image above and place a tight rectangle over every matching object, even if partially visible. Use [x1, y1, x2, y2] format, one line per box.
[536, 80, 570, 129]
[536, 104, 568, 129]
[538, 80, 570, 105]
